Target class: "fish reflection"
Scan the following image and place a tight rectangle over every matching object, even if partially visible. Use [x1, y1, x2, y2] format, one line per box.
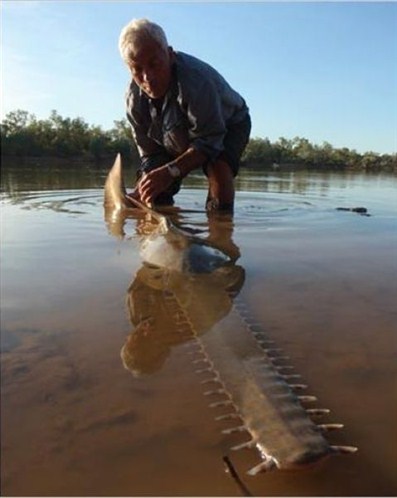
[121, 262, 245, 376]
[103, 154, 237, 273]
[102, 153, 245, 374]
[104, 155, 357, 477]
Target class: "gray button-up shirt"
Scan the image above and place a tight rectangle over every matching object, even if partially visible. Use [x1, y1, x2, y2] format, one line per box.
[125, 51, 249, 168]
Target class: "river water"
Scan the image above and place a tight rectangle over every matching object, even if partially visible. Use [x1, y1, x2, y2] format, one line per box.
[1, 162, 396, 496]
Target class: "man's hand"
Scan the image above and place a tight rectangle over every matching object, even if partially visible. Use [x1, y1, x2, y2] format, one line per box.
[138, 165, 174, 205]
[125, 188, 141, 207]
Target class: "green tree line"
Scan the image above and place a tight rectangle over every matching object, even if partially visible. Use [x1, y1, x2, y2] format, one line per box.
[0, 110, 139, 163]
[1, 109, 396, 172]
[244, 136, 396, 172]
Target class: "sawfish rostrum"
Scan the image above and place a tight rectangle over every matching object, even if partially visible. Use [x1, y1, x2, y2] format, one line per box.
[104, 154, 357, 477]
[121, 263, 245, 376]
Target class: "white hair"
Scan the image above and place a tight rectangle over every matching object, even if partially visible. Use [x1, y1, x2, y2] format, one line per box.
[119, 18, 169, 64]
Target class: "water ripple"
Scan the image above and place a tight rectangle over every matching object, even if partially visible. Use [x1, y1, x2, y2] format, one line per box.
[2, 189, 103, 215]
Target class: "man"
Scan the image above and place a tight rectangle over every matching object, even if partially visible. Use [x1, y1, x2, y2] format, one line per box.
[119, 18, 251, 212]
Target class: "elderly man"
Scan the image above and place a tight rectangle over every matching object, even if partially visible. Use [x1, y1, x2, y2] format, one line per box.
[119, 18, 251, 212]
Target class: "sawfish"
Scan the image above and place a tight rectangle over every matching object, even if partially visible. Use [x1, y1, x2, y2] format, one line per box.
[104, 153, 232, 273]
[104, 154, 357, 476]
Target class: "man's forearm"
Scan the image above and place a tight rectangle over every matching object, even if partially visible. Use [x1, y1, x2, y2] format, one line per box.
[170, 147, 208, 178]
[137, 146, 209, 205]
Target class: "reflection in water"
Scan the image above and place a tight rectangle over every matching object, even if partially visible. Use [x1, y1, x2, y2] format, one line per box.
[2, 165, 396, 495]
[1, 159, 136, 195]
[104, 203, 245, 376]
[104, 205, 129, 239]
[2, 161, 395, 208]
[107, 203, 360, 477]
[2, 189, 99, 214]
[122, 263, 245, 376]
[104, 199, 241, 270]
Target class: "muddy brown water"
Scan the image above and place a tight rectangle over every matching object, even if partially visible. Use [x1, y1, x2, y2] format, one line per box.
[1, 166, 396, 496]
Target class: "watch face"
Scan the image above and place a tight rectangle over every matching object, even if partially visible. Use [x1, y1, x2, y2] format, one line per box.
[168, 165, 181, 178]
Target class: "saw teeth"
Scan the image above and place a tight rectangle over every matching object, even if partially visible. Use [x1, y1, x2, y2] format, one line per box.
[289, 384, 308, 390]
[318, 423, 344, 431]
[247, 456, 277, 475]
[215, 413, 239, 421]
[258, 340, 276, 346]
[192, 358, 209, 365]
[209, 400, 233, 408]
[247, 324, 263, 332]
[256, 335, 274, 342]
[231, 440, 256, 451]
[195, 368, 212, 374]
[298, 395, 317, 403]
[222, 425, 247, 435]
[204, 389, 225, 396]
[331, 445, 358, 454]
[271, 356, 290, 362]
[274, 365, 294, 371]
[306, 408, 331, 416]
[201, 377, 220, 385]
[280, 374, 301, 380]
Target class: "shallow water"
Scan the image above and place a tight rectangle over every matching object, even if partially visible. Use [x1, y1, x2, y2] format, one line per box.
[1, 165, 396, 496]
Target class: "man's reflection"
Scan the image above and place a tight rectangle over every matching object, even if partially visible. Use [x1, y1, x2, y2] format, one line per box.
[121, 262, 245, 376]
[205, 211, 241, 262]
[104, 203, 239, 261]
[105, 204, 245, 375]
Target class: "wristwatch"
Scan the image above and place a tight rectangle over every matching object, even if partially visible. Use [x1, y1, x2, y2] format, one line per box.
[167, 164, 182, 178]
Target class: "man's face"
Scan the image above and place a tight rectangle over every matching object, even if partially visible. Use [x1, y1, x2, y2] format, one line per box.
[128, 38, 173, 99]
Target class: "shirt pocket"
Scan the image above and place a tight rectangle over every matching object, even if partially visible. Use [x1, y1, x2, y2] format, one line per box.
[162, 107, 190, 156]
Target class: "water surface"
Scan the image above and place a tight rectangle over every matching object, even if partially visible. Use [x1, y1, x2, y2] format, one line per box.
[1, 164, 396, 496]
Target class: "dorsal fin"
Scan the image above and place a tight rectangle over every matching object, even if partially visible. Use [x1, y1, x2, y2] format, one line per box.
[104, 153, 127, 211]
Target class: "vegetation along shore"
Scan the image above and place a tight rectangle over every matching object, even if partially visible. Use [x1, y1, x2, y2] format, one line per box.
[1, 110, 395, 172]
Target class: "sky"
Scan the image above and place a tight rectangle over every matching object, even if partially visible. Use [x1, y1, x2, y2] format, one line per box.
[1, 1, 396, 154]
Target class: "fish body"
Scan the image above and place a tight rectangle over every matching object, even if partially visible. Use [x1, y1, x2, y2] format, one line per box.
[104, 154, 356, 475]
[104, 154, 230, 272]
[197, 307, 333, 474]
[174, 292, 357, 475]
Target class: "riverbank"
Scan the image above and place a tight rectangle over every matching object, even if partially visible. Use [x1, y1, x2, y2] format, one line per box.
[2, 154, 396, 173]
[1, 154, 118, 168]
